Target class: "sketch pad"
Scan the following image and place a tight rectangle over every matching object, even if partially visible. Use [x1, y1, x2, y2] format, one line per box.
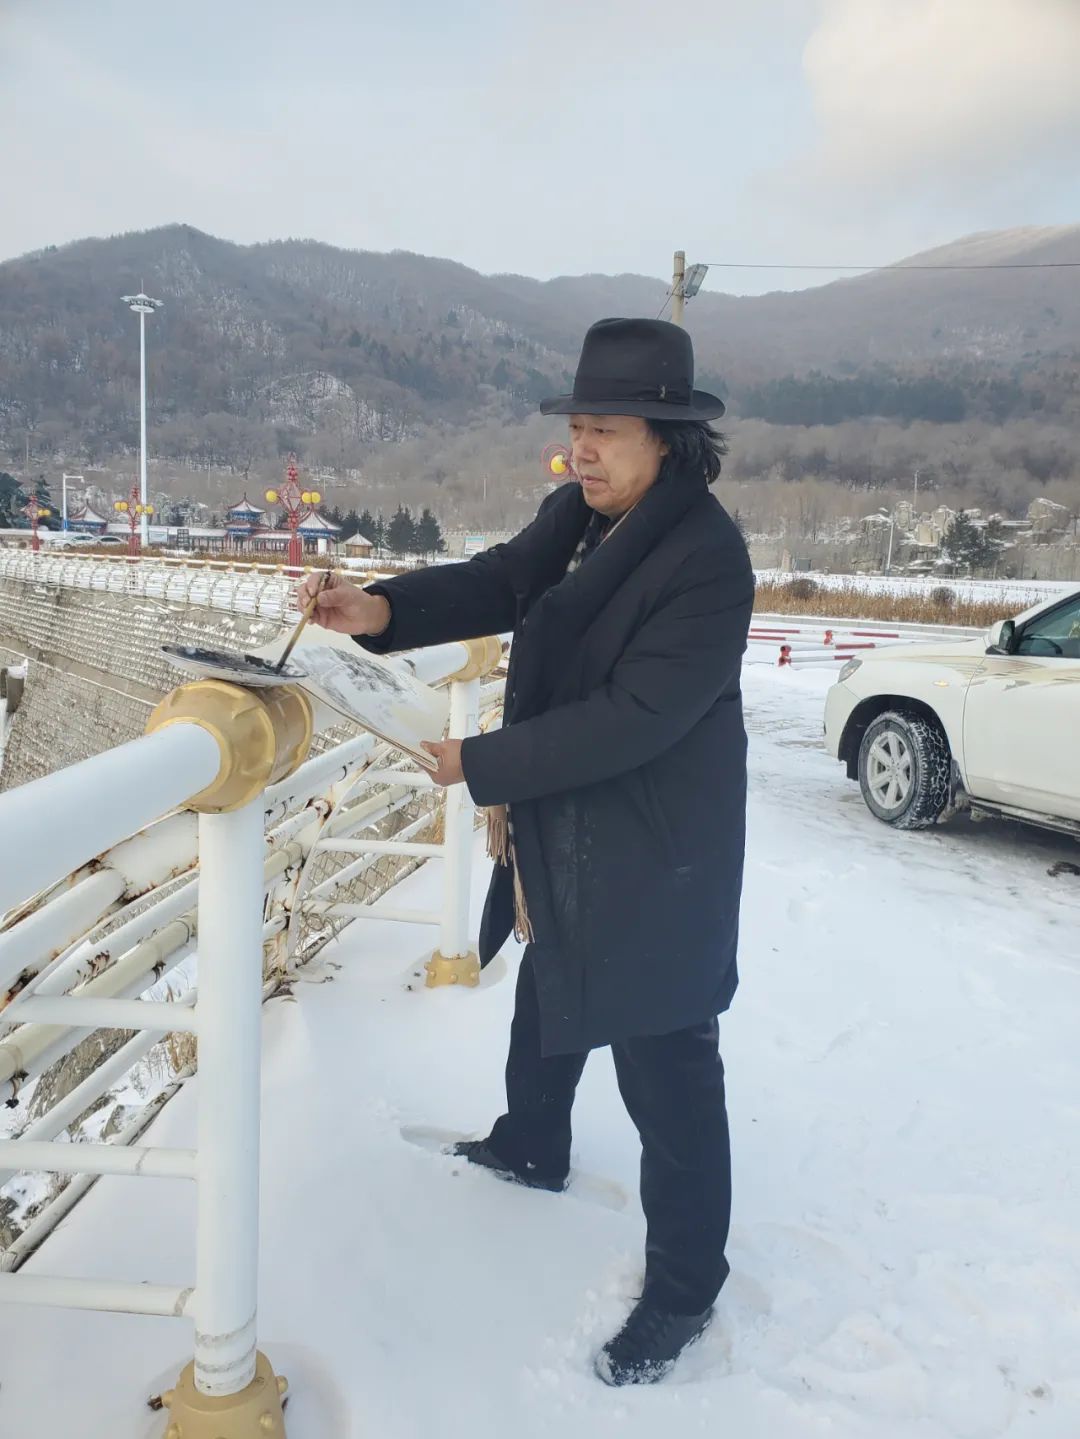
[294, 644, 446, 770]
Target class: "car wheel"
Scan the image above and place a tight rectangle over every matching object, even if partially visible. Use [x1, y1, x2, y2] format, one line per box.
[858, 710, 951, 830]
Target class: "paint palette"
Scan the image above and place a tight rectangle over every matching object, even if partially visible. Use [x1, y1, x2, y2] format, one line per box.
[160, 645, 308, 687]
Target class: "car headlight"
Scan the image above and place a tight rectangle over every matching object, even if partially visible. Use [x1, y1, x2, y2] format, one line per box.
[838, 658, 862, 683]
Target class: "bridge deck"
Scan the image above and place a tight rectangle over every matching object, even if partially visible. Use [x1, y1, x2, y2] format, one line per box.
[1, 665, 1077, 1438]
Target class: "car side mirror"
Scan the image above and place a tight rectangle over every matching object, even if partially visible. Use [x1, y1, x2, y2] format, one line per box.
[987, 619, 1016, 655]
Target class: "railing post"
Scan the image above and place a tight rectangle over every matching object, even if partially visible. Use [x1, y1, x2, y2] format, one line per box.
[145, 679, 314, 1438]
[195, 800, 264, 1393]
[162, 798, 290, 1437]
[424, 636, 503, 989]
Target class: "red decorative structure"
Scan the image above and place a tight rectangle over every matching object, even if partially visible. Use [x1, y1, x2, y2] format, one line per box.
[23, 497, 52, 553]
[114, 481, 153, 556]
[265, 455, 321, 572]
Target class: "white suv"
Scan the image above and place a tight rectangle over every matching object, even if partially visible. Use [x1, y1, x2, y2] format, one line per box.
[824, 588, 1080, 837]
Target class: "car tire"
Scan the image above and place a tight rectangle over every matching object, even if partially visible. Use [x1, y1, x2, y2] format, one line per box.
[858, 710, 951, 830]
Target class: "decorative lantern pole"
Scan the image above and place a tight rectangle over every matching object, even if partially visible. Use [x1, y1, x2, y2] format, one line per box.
[541, 442, 574, 482]
[114, 480, 154, 556]
[265, 455, 321, 573]
[23, 496, 51, 553]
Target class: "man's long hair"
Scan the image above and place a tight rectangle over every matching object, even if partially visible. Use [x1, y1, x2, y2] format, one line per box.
[648, 419, 728, 486]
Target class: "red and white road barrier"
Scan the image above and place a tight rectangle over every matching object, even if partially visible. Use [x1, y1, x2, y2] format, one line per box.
[777, 641, 891, 667]
[750, 626, 905, 647]
[759, 638, 876, 653]
[779, 645, 859, 667]
[747, 612, 981, 669]
[829, 629, 903, 640]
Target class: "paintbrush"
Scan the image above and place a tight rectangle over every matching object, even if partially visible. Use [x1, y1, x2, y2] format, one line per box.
[275, 570, 330, 673]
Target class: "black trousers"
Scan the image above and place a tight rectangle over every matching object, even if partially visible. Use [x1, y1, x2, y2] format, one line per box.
[486, 949, 732, 1315]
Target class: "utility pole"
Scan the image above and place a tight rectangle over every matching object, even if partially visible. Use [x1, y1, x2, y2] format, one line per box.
[671, 250, 686, 326]
[670, 251, 710, 327]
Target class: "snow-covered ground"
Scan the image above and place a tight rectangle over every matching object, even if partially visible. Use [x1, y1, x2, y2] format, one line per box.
[756, 569, 1077, 610]
[2, 664, 1079, 1438]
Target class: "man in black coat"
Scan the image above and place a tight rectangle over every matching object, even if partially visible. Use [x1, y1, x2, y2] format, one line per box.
[299, 318, 754, 1386]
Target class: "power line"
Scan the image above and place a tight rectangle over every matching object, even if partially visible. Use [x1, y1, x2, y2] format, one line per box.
[656, 287, 674, 319]
[700, 259, 1080, 272]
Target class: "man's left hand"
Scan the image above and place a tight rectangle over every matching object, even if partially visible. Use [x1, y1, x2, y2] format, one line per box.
[422, 739, 465, 788]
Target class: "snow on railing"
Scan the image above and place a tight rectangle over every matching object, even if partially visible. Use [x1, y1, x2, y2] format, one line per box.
[0, 635, 503, 1434]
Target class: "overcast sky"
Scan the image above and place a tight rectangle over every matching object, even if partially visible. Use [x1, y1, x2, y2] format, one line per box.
[3, 0, 1079, 294]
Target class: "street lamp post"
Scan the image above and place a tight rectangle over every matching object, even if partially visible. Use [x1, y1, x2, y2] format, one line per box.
[114, 481, 154, 556]
[23, 497, 51, 553]
[878, 507, 898, 575]
[265, 456, 321, 573]
[121, 291, 163, 547]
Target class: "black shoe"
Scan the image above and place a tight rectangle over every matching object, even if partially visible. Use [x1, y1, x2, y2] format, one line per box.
[594, 1298, 714, 1387]
[450, 1139, 567, 1193]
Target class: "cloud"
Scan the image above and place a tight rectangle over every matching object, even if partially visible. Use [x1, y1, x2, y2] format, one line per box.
[801, 0, 1080, 194]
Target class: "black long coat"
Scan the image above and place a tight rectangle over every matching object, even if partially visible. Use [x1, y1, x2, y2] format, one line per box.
[361, 466, 754, 1055]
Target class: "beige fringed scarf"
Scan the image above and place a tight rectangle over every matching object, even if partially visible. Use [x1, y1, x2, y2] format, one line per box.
[484, 502, 637, 947]
[485, 804, 534, 943]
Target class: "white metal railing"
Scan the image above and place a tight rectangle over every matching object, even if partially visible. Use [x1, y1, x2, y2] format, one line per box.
[0, 545, 392, 622]
[0, 635, 503, 1432]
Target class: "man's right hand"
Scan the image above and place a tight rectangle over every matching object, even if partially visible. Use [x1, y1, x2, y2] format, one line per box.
[296, 572, 392, 637]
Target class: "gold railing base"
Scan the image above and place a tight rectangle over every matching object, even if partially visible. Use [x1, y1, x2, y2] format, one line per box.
[160, 1352, 288, 1438]
[425, 949, 480, 988]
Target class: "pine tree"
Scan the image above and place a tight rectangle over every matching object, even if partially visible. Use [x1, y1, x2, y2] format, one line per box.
[358, 509, 376, 545]
[944, 511, 985, 573]
[0, 472, 27, 527]
[32, 474, 58, 527]
[339, 508, 360, 542]
[414, 507, 445, 558]
[387, 505, 417, 555]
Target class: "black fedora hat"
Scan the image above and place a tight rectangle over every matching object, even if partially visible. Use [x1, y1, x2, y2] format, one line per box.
[540, 317, 725, 421]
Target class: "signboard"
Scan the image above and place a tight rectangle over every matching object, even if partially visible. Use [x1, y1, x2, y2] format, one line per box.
[463, 534, 486, 557]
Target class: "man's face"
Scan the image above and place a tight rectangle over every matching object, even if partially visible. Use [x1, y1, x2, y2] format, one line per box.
[568, 414, 668, 517]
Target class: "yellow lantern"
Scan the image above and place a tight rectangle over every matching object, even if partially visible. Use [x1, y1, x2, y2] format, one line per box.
[116, 500, 129, 513]
[301, 491, 312, 505]
[310, 490, 322, 505]
[265, 489, 279, 504]
[146, 504, 154, 516]
[40, 508, 51, 518]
